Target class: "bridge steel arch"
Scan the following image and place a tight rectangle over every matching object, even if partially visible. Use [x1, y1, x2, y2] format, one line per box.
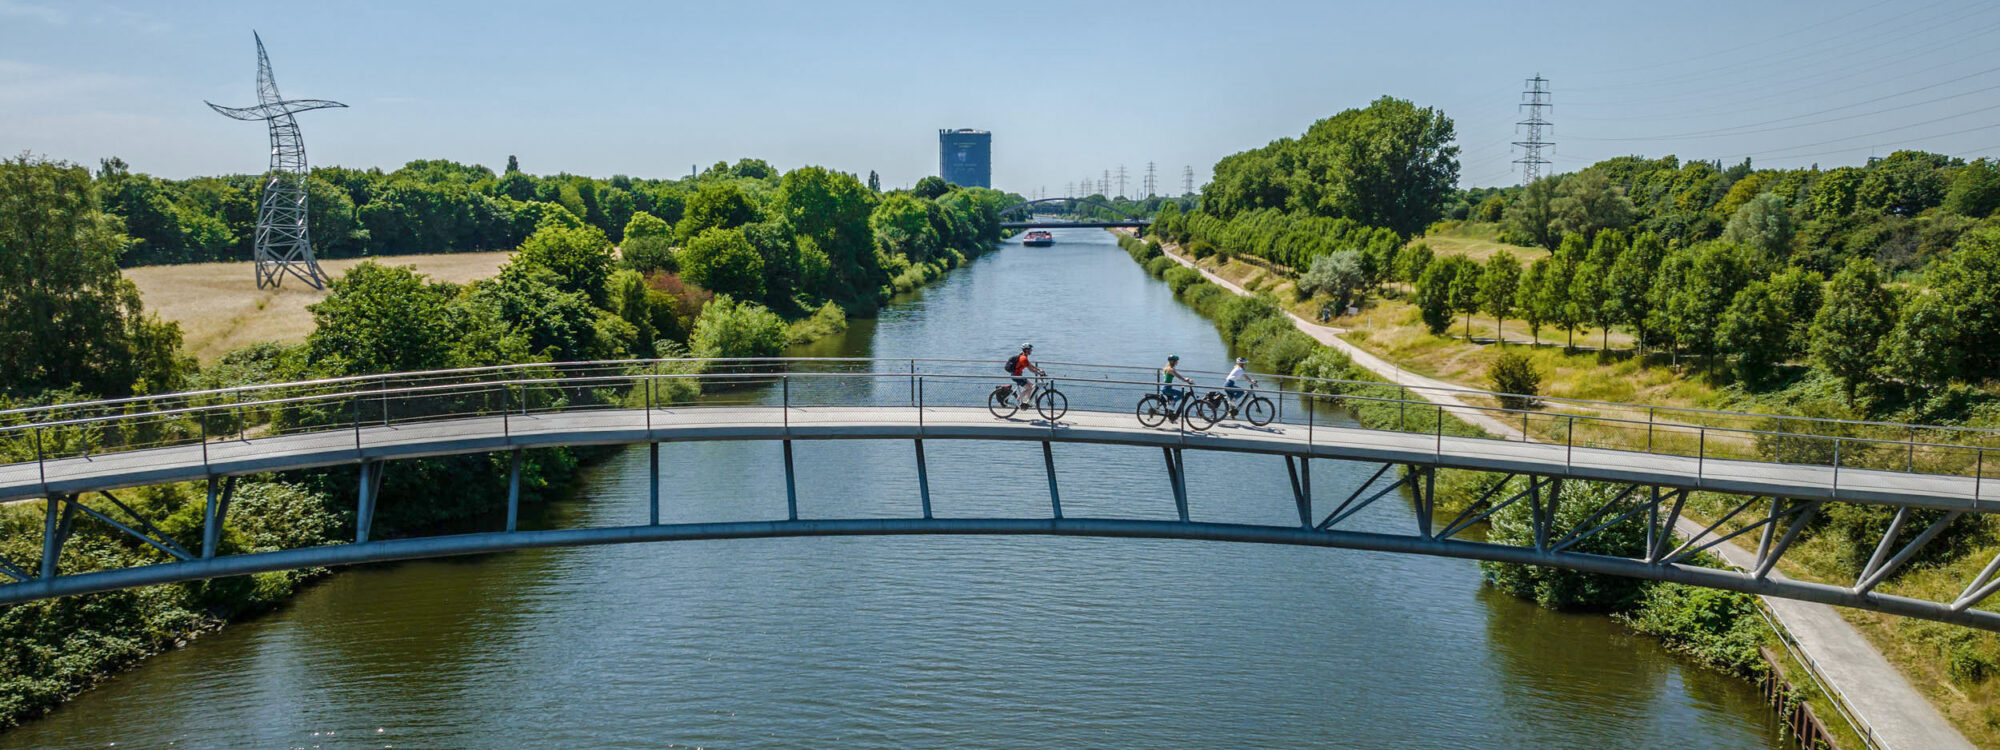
[3, 359, 1999, 631]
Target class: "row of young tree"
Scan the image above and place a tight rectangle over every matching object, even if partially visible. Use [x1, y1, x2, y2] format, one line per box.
[1408, 226, 2000, 403]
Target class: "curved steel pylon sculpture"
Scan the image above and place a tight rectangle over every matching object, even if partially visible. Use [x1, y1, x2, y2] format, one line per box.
[207, 32, 345, 290]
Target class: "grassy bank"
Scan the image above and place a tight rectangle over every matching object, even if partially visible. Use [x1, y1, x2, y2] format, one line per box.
[1115, 230, 1835, 736]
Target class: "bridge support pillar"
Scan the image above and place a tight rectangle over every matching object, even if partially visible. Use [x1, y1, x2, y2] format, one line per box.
[1285, 456, 1311, 528]
[507, 450, 523, 532]
[915, 440, 932, 520]
[40, 494, 76, 580]
[1164, 448, 1189, 522]
[201, 476, 236, 560]
[356, 461, 382, 544]
[648, 443, 659, 526]
[1043, 441, 1061, 519]
[784, 440, 798, 521]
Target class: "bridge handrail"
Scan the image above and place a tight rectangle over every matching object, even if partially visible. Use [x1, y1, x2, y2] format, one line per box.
[7, 355, 1997, 444]
[2, 367, 1992, 493]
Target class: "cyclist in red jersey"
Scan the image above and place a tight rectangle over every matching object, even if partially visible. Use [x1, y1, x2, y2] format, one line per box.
[1007, 343, 1046, 406]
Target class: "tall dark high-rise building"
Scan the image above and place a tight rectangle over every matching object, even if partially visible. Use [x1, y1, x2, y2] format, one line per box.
[938, 128, 991, 188]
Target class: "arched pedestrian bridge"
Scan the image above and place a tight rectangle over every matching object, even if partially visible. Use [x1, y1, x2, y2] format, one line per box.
[999, 197, 1152, 229]
[3, 358, 1999, 630]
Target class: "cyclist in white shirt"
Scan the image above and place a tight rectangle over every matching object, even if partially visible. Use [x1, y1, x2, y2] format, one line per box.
[1224, 357, 1257, 402]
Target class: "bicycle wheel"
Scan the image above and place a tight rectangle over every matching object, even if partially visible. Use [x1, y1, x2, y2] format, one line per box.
[1245, 396, 1275, 426]
[1135, 395, 1169, 428]
[1036, 389, 1069, 421]
[988, 388, 1019, 419]
[1185, 397, 1223, 431]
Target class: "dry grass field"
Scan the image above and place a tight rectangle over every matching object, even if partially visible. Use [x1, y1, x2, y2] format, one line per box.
[126, 252, 513, 362]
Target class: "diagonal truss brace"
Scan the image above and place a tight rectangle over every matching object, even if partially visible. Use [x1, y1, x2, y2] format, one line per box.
[1434, 474, 1531, 541]
[1318, 463, 1415, 530]
[1548, 484, 1643, 553]
[1661, 495, 1824, 568]
[1854, 509, 1963, 595]
[78, 491, 195, 561]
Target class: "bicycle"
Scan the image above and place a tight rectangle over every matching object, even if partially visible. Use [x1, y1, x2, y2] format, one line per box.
[1208, 387, 1276, 426]
[988, 376, 1068, 421]
[1135, 386, 1221, 431]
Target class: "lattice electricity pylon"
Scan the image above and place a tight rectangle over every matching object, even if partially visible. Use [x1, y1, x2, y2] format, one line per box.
[207, 32, 346, 290]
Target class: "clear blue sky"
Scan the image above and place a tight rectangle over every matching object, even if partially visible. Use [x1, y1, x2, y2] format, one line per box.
[4, 0, 1997, 192]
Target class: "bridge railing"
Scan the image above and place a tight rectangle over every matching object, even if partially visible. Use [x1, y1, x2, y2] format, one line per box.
[1, 360, 1996, 504]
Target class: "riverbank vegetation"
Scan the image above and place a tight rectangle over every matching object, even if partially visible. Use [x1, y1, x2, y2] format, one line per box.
[0, 153, 1009, 728]
[1140, 93, 2000, 741]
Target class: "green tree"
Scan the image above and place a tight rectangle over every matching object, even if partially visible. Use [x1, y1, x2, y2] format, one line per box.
[466, 263, 618, 363]
[610, 269, 656, 356]
[1665, 242, 1750, 367]
[1809, 258, 1896, 404]
[515, 222, 615, 307]
[306, 262, 461, 374]
[1395, 241, 1434, 283]
[1606, 231, 1666, 352]
[1506, 175, 1562, 250]
[1880, 291, 1961, 389]
[1448, 255, 1483, 339]
[689, 294, 787, 359]
[1544, 236, 1584, 349]
[869, 193, 944, 263]
[1414, 255, 1460, 335]
[913, 176, 950, 199]
[0, 156, 189, 396]
[1297, 96, 1459, 237]
[675, 182, 758, 243]
[680, 227, 766, 302]
[1516, 257, 1551, 345]
[867, 170, 881, 193]
[1479, 251, 1522, 343]
[1297, 250, 1367, 310]
[780, 166, 879, 299]
[1721, 192, 1795, 271]
[1716, 280, 1792, 385]
[623, 211, 671, 241]
[1551, 171, 1635, 244]
[1944, 159, 2000, 218]
[1474, 195, 1506, 222]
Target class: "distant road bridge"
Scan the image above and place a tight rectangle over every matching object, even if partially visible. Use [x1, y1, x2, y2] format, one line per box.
[999, 197, 1151, 230]
[4, 358, 2000, 630]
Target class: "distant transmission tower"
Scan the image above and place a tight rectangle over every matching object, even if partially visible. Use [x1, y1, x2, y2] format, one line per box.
[1182, 165, 1194, 195]
[208, 32, 346, 290]
[1512, 74, 1553, 185]
[1144, 162, 1158, 197]
[1101, 170, 1111, 197]
[1115, 165, 1128, 198]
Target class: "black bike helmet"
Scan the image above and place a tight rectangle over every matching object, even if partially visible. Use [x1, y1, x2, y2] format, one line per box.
[1021, 342, 1033, 351]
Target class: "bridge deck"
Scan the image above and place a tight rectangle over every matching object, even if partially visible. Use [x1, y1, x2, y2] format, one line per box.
[0, 406, 1981, 509]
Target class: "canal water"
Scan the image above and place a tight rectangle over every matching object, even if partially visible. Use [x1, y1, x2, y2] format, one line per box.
[1, 228, 1783, 748]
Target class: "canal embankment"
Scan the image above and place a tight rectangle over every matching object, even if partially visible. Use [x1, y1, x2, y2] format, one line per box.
[1118, 226, 1970, 750]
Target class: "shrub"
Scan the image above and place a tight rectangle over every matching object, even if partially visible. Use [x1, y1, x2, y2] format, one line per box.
[680, 227, 766, 303]
[1163, 266, 1204, 294]
[1489, 351, 1541, 409]
[784, 300, 847, 345]
[1188, 239, 1217, 259]
[1481, 480, 1649, 611]
[620, 234, 678, 274]
[1296, 250, 1367, 309]
[689, 294, 786, 359]
[1621, 584, 1767, 676]
[1240, 319, 1315, 374]
[1219, 294, 1284, 345]
[1144, 255, 1175, 278]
